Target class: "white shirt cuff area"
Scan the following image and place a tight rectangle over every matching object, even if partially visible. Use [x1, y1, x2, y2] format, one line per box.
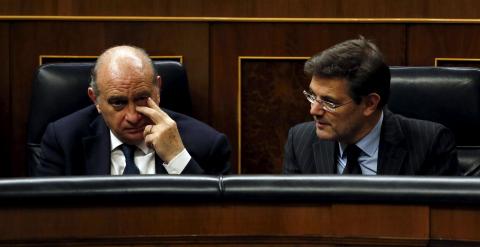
[162, 148, 191, 174]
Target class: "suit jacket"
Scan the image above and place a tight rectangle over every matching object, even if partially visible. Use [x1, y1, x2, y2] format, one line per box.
[283, 109, 459, 175]
[36, 105, 231, 176]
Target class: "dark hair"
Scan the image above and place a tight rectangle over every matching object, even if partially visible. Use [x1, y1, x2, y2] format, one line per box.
[304, 36, 390, 108]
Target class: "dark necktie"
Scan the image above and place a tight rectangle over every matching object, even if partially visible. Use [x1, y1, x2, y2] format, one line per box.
[121, 144, 140, 175]
[342, 144, 362, 174]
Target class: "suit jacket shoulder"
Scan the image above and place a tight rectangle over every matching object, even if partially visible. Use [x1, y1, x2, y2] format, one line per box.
[37, 105, 109, 175]
[283, 121, 335, 174]
[163, 109, 232, 174]
[379, 109, 459, 175]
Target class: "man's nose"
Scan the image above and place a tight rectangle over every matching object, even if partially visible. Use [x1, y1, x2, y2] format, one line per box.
[310, 102, 326, 116]
[125, 104, 143, 123]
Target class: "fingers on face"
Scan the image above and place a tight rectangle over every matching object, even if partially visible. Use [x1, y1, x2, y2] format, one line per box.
[147, 97, 161, 111]
[143, 125, 160, 149]
[147, 97, 171, 120]
[144, 132, 155, 149]
[142, 120, 183, 159]
[136, 97, 171, 125]
[143, 125, 153, 137]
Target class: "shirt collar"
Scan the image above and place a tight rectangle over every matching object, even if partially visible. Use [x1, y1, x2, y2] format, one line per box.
[339, 111, 384, 158]
[109, 130, 151, 155]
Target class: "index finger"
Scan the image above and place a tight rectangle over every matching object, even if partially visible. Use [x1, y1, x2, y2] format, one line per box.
[136, 98, 171, 124]
[146, 97, 161, 111]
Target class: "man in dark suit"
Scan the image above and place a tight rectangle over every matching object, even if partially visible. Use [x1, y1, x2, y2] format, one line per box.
[283, 37, 459, 175]
[36, 45, 231, 175]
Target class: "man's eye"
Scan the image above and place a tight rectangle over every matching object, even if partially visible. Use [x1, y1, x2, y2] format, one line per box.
[109, 100, 127, 109]
[135, 96, 149, 106]
[323, 100, 337, 108]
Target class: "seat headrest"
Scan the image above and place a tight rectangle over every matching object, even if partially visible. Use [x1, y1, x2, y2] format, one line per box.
[389, 66, 480, 146]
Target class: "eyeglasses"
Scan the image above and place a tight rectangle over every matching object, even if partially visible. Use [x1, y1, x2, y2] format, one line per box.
[302, 90, 352, 112]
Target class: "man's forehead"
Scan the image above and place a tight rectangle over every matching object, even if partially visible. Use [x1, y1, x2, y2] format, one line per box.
[97, 60, 153, 85]
[310, 76, 347, 88]
[100, 81, 155, 101]
[309, 76, 351, 99]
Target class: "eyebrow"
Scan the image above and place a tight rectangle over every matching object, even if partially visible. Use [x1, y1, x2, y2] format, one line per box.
[107, 95, 128, 102]
[308, 87, 337, 103]
[134, 91, 151, 98]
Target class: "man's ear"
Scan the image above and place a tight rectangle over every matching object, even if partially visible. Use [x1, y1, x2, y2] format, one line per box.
[363, 93, 381, 116]
[153, 75, 162, 105]
[156, 75, 162, 89]
[88, 87, 101, 113]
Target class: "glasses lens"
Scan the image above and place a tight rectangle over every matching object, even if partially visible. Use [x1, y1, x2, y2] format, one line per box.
[323, 105, 335, 112]
[303, 91, 313, 103]
[304, 90, 336, 112]
[323, 100, 339, 112]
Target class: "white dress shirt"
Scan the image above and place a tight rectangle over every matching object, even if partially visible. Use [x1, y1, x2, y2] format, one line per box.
[109, 131, 191, 175]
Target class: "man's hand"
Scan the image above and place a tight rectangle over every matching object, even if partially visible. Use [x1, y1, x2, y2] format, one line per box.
[136, 97, 185, 163]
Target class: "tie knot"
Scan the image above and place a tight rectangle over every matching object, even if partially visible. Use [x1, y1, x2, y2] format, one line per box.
[343, 144, 362, 175]
[121, 144, 136, 157]
[345, 144, 361, 159]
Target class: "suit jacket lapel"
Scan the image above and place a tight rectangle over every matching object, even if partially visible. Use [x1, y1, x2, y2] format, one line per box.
[313, 140, 336, 174]
[83, 115, 111, 175]
[378, 109, 407, 175]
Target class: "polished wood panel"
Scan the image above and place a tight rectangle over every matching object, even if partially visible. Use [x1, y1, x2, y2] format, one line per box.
[333, 204, 429, 238]
[0, 203, 431, 246]
[431, 206, 480, 242]
[240, 59, 310, 174]
[2, 0, 480, 19]
[211, 23, 406, 173]
[0, 23, 10, 177]
[408, 24, 480, 66]
[9, 21, 209, 176]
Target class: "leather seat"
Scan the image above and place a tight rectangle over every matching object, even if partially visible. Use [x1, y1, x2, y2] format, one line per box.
[389, 66, 480, 175]
[27, 61, 192, 175]
[3, 175, 480, 204]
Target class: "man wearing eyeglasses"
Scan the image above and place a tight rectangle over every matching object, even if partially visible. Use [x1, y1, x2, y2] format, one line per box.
[283, 37, 459, 175]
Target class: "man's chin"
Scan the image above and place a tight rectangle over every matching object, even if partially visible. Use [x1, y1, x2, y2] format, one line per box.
[119, 133, 144, 145]
[315, 129, 335, 140]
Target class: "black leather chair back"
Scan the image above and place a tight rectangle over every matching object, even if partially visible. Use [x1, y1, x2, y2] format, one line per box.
[27, 61, 192, 175]
[389, 66, 480, 175]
